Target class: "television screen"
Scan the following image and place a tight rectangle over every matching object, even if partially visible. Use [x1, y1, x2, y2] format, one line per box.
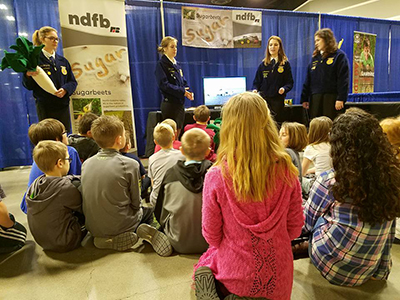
[203, 77, 247, 107]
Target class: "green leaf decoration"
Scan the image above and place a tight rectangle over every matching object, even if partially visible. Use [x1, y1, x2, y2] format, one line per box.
[0, 36, 44, 72]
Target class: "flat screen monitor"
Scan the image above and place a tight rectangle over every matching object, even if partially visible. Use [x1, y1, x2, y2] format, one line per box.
[203, 76, 247, 107]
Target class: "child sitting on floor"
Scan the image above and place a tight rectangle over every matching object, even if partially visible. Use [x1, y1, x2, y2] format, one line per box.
[193, 92, 303, 300]
[301, 116, 333, 195]
[184, 105, 217, 162]
[148, 123, 185, 207]
[21, 118, 82, 213]
[0, 184, 27, 254]
[26, 141, 86, 252]
[304, 108, 400, 286]
[154, 119, 181, 153]
[68, 112, 100, 162]
[82, 115, 172, 255]
[155, 128, 211, 254]
[279, 122, 308, 184]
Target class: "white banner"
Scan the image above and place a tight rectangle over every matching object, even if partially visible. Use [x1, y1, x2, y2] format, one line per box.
[58, 0, 137, 151]
[182, 7, 262, 49]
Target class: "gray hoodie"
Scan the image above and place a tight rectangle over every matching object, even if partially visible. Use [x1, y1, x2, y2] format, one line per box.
[26, 175, 85, 252]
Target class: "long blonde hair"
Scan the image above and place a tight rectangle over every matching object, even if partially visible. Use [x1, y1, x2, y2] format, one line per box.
[263, 35, 288, 66]
[215, 92, 298, 202]
[32, 26, 57, 46]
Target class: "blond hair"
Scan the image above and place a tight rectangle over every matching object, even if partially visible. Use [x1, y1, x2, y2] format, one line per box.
[32, 26, 57, 46]
[157, 36, 178, 54]
[308, 116, 333, 145]
[215, 92, 297, 202]
[194, 105, 210, 123]
[181, 128, 210, 161]
[91, 115, 124, 149]
[33, 141, 67, 173]
[380, 118, 400, 148]
[161, 119, 177, 132]
[263, 35, 288, 66]
[281, 122, 308, 152]
[153, 123, 174, 148]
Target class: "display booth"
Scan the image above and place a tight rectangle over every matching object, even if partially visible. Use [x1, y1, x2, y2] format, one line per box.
[1, 0, 400, 168]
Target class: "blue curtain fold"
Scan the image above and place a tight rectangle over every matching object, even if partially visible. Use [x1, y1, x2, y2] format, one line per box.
[1, 0, 400, 165]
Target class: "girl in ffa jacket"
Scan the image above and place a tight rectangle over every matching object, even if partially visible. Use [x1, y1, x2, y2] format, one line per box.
[155, 36, 193, 132]
[23, 26, 77, 132]
[301, 28, 350, 120]
[252, 36, 294, 124]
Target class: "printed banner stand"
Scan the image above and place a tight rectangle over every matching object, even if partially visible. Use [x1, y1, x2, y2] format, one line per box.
[58, 0, 137, 151]
[353, 31, 376, 94]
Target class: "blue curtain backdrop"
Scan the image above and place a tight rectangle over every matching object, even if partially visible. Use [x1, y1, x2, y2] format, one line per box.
[1, 0, 400, 167]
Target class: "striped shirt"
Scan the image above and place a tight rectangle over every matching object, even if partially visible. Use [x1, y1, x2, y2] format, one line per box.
[304, 169, 394, 286]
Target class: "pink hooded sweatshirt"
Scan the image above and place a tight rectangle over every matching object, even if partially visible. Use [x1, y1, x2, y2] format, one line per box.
[195, 165, 304, 299]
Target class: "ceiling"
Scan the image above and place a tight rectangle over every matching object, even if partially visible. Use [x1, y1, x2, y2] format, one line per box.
[168, 0, 307, 10]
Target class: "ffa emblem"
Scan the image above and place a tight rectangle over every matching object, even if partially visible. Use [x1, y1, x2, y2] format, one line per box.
[278, 66, 284, 73]
[47, 71, 51, 75]
[180, 69, 183, 77]
[61, 66, 67, 75]
[327, 58, 334, 65]
[263, 71, 269, 78]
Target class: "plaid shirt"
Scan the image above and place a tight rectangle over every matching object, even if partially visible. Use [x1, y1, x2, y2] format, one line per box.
[304, 169, 395, 286]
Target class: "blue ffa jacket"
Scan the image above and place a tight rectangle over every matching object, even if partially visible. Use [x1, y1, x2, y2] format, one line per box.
[252, 60, 294, 99]
[155, 55, 189, 105]
[22, 52, 77, 109]
[301, 49, 350, 103]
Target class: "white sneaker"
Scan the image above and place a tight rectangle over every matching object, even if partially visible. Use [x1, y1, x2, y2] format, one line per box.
[136, 223, 172, 257]
[94, 232, 138, 251]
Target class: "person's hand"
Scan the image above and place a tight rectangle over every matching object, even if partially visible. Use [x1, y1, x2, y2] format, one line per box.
[26, 68, 39, 77]
[302, 102, 309, 109]
[185, 90, 193, 101]
[55, 88, 66, 98]
[335, 100, 344, 110]
[278, 87, 285, 95]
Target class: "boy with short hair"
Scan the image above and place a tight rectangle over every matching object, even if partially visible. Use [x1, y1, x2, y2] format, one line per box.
[21, 118, 82, 213]
[68, 112, 100, 162]
[184, 105, 216, 162]
[26, 141, 86, 252]
[82, 115, 172, 255]
[0, 184, 27, 254]
[155, 128, 212, 253]
[154, 119, 182, 153]
[148, 123, 185, 207]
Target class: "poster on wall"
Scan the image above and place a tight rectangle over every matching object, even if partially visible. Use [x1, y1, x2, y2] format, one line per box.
[352, 31, 376, 93]
[58, 0, 137, 151]
[182, 6, 262, 49]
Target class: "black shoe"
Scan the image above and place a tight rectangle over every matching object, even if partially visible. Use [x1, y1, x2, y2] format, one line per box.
[194, 266, 220, 300]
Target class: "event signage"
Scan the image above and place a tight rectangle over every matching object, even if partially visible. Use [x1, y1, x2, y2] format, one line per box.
[182, 6, 262, 49]
[58, 0, 137, 150]
[352, 31, 376, 93]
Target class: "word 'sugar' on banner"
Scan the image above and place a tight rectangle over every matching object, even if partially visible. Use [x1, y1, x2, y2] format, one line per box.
[58, 0, 137, 151]
[182, 7, 262, 49]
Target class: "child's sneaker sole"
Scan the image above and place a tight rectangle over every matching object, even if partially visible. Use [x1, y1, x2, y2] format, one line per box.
[136, 223, 172, 257]
[194, 266, 220, 300]
[94, 232, 138, 251]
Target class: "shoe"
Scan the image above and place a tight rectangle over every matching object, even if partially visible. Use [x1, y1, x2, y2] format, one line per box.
[194, 266, 220, 300]
[94, 231, 138, 251]
[136, 223, 172, 257]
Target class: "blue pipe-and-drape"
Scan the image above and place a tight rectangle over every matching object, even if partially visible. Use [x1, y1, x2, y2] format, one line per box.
[1, 0, 400, 168]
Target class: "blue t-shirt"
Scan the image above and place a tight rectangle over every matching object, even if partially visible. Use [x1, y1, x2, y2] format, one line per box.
[21, 146, 81, 213]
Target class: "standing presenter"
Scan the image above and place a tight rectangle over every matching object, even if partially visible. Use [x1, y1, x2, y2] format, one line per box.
[23, 26, 77, 132]
[301, 28, 350, 120]
[155, 36, 193, 132]
[252, 35, 294, 124]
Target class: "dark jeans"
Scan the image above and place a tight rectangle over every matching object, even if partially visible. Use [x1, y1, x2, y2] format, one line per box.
[139, 206, 155, 226]
[309, 93, 345, 121]
[36, 101, 72, 133]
